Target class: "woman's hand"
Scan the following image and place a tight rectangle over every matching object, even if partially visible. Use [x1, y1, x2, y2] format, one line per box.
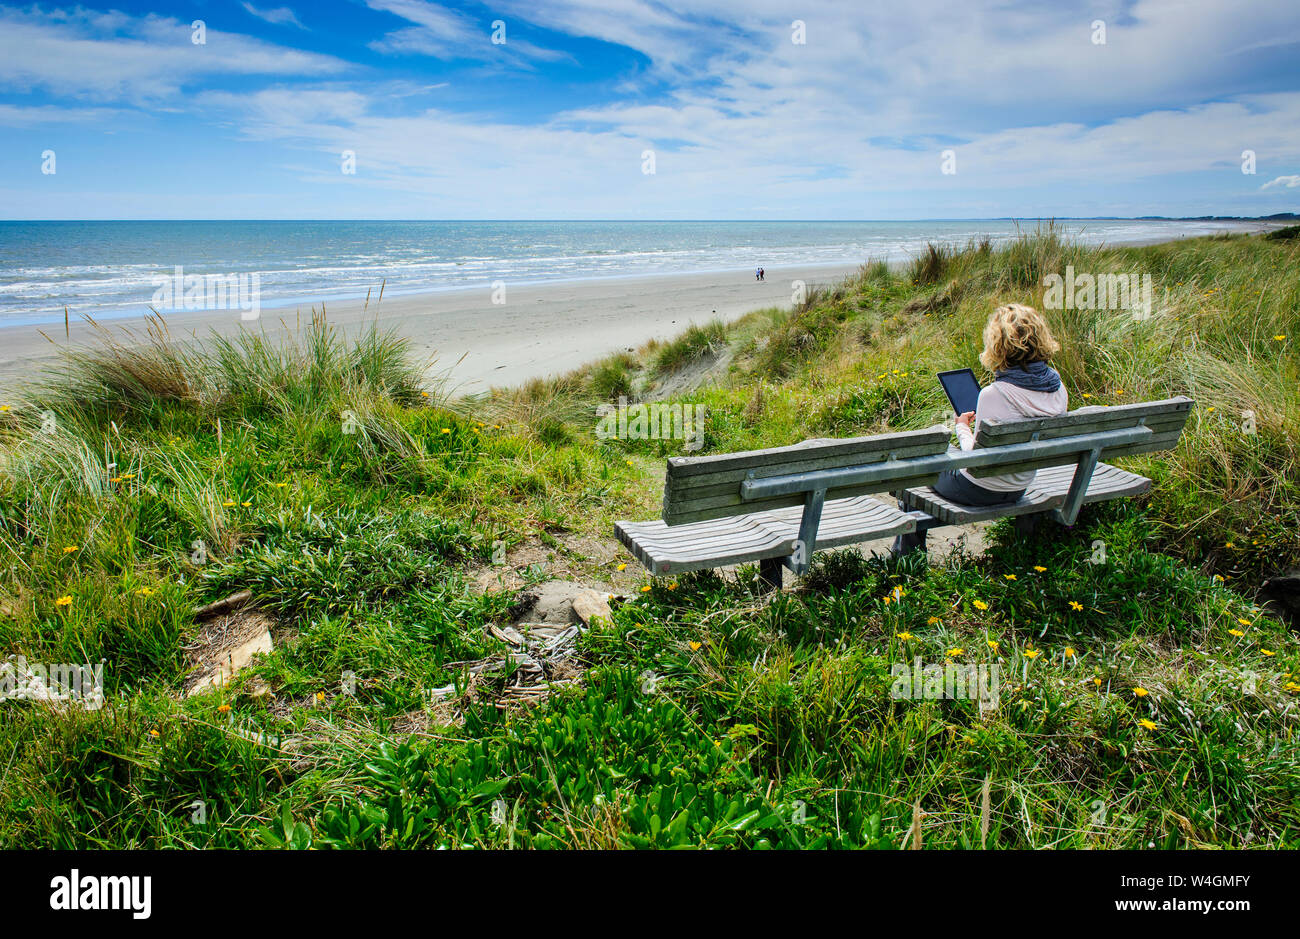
[955, 411, 975, 429]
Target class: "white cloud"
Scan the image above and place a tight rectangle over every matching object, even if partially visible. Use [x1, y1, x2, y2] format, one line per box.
[366, 0, 572, 65]
[1261, 175, 1300, 190]
[241, 4, 306, 30]
[0, 6, 346, 102]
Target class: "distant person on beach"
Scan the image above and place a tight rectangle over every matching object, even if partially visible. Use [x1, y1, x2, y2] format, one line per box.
[893, 303, 1068, 553]
[755, 267, 762, 281]
[760, 267, 765, 281]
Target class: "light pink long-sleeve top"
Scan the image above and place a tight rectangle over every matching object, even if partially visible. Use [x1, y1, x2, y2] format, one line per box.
[953, 380, 1070, 492]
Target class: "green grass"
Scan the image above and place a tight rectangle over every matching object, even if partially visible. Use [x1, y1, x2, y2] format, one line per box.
[1, 230, 1297, 849]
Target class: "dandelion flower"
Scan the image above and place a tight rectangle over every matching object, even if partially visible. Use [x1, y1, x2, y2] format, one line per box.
[616, 563, 627, 572]
[1023, 648, 1040, 659]
[1133, 687, 1148, 697]
[441, 428, 451, 434]
[1138, 719, 1158, 731]
[1261, 649, 1275, 657]
[1274, 335, 1286, 341]
[1093, 677, 1103, 687]
[1068, 600, 1084, 611]
[896, 631, 913, 640]
[640, 585, 651, 593]
[987, 639, 1000, 652]
[55, 595, 72, 607]
[241, 501, 251, 507]
[689, 641, 702, 651]
[275, 482, 288, 488]
[62, 545, 78, 554]
[926, 616, 940, 626]
[149, 729, 160, 737]
[136, 587, 154, 597]
[223, 500, 236, 507]
[1228, 628, 1245, 637]
[1033, 565, 1047, 573]
[973, 599, 988, 611]
[1064, 647, 1076, 658]
[1237, 618, 1252, 627]
[1004, 574, 1017, 581]
[315, 692, 325, 702]
[667, 582, 678, 590]
[947, 647, 964, 657]
[217, 704, 231, 713]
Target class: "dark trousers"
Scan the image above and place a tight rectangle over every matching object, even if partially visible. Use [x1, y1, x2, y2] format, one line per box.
[892, 470, 1025, 555]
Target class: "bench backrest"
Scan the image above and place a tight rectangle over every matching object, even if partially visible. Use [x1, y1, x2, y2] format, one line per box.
[662, 426, 951, 524]
[965, 395, 1193, 478]
[661, 395, 1195, 526]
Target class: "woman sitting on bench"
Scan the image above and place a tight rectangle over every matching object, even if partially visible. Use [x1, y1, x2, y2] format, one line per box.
[895, 303, 1068, 552]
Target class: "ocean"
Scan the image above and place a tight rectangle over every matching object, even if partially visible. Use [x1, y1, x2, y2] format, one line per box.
[0, 218, 1256, 328]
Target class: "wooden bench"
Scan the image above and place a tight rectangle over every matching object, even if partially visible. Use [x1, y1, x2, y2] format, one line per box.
[615, 396, 1193, 588]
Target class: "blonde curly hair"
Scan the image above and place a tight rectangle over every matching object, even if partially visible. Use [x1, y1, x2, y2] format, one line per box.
[979, 303, 1061, 373]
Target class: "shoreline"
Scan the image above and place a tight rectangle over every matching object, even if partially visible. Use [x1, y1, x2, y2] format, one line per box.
[0, 262, 862, 398]
[0, 221, 1284, 398]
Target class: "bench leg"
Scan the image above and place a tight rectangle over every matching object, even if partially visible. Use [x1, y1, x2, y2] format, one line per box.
[891, 501, 938, 557]
[758, 557, 784, 591]
[1014, 513, 1041, 537]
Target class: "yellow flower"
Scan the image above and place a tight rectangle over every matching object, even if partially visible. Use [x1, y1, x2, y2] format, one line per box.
[0, 404, 9, 412]
[896, 631, 913, 640]
[55, 595, 72, 607]
[1274, 335, 1286, 341]
[1023, 648, 1040, 659]
[689, 641, 702, 651]
[947, 647, 964, 657]
[1064, 647, 1076, 658]
[1003, 574, 1016, 581]
[1115, 389, 1125, 396]
[972, 599, 988, 611]
[1133, 687, 1148, 697]
[62, 545, 78, 554]
[667, 582, 678, 590]
[1206, 406, 1215, 413]
[222, 500, 236, 507]
[441, 428, 451, 434]
[1033, 565, 1047, 572]
[1225, 541, 1234, 548]
[1237, 618, 1252, 627]
[1261, 649, 1275, 657]
[110, 476, 123, 484]
[241, 501, 251, 507]
[1093, 677, 1103, 687]
[217, 704, 231, 713]
[136, 587, 154, 597]
[1138, 719, 1158, 731]
[149, 729, 160, 737]
[315, 692, 325, 702]
[421, 391, 430, 397]
[121, 473, 135, 480]
[987, 639, 1000, 652]
[1228, 628, 1244, 637]
[926, 616, 940, 626]
[1068, 600, 1083, 611]
[616, 563, 627, 572]
[640, 585, 651, 593]
[275, 482, 288, 488]
[1081, 393, 1092, 399]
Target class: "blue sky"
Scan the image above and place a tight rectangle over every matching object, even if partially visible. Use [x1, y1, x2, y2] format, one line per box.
[1, 0, 1299, 219]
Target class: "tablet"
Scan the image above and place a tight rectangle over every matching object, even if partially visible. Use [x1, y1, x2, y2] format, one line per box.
[937, 368, 981, 415]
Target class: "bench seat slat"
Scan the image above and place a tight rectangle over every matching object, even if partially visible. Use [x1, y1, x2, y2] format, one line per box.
[901, 462, 1150, 525]
[617, 496, 915, 576]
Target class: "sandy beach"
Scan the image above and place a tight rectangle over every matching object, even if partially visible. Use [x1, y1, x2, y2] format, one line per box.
[0, 262, 862, 399]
